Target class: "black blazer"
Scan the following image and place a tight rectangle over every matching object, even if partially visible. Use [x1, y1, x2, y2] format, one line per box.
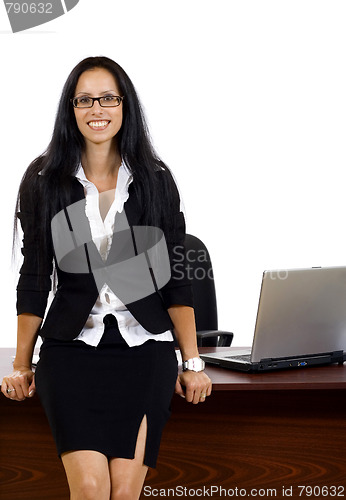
[16, 172, 193, 340]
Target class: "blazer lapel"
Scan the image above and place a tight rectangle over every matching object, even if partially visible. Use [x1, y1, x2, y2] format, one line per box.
[124, 183, 143, 227]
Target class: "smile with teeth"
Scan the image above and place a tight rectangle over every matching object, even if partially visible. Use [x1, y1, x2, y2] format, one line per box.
[88, 120, 110, 130]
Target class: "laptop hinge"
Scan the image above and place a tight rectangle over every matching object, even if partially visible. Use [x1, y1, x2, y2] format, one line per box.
[260, 351, 345, 365]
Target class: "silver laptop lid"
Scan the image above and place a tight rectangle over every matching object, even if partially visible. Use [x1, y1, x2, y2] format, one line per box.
[251, 266, 346, 363]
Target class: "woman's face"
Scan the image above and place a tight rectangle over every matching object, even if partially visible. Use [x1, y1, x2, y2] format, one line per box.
[73, 67, 123, 148]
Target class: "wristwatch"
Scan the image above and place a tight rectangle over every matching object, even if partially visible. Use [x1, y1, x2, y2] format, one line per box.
[182, 357, 205, 372]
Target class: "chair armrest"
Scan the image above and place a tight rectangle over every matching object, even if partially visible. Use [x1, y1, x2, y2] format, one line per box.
[196, 330, 234, 347]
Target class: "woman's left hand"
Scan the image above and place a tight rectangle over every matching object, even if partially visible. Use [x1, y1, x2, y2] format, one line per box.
[175, 370, 212, 404]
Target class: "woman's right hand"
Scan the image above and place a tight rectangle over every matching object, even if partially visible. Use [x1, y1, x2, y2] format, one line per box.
[1, 367, 35, 401]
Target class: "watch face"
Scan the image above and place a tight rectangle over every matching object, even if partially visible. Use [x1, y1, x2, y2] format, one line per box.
[195, 358, 205, 371]
[183, 357, 205, 371]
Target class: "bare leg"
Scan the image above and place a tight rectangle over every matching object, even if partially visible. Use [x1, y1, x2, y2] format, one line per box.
[109, 415, 149, 500]
[61, 450, 111, 500]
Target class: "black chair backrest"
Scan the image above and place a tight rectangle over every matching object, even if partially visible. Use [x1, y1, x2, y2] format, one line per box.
[184, 234, 218, 331]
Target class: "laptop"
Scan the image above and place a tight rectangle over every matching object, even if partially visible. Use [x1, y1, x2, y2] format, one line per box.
[201, 266, 346, 372]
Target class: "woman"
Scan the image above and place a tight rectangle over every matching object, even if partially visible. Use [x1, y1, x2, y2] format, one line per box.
[1, 56, 211, 500]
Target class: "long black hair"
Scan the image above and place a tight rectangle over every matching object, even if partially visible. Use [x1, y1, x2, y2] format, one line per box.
[13, 56, 179, 285]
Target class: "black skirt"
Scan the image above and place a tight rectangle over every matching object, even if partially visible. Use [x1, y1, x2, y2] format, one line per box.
[34, 315, 178, 468]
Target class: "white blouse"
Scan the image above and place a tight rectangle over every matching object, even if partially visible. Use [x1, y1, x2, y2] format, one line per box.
[73, 162, 174, 347]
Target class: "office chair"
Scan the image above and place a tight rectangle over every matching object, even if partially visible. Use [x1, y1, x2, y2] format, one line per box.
[184, 234, 234, 347]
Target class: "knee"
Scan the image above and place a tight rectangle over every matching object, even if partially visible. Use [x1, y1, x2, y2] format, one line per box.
[73, 475, 110, 500]
[111, 484, 140, 500]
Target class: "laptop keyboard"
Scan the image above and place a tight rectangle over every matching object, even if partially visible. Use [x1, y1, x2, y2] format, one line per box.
[226, 354, 252, 362]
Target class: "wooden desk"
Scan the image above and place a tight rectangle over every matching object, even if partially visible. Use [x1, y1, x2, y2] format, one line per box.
[1, 347, 345, 499]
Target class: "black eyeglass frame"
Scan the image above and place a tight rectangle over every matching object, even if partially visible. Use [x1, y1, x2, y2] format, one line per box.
[70, 95, 124, 108]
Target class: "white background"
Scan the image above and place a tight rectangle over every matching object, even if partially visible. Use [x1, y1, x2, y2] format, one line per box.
[0, 0, 346, 348]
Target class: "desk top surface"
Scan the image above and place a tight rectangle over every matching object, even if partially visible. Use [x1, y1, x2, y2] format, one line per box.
[1, 347, 346, 392]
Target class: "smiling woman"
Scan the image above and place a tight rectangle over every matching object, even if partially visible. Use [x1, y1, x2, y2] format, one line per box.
[72, 68, 124, 148]
[1, 56, 211, 500]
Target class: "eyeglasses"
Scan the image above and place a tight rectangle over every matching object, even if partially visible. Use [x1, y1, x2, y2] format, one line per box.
[71, 95, 124, 108]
